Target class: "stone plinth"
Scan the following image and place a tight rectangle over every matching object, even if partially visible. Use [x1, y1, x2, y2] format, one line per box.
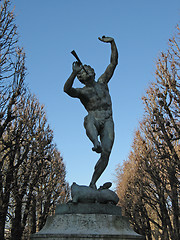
[55, 202, 122, 215]
[31, 203, 144, 240]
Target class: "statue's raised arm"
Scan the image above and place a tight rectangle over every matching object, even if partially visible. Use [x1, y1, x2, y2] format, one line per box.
[98, 36, 118, 84]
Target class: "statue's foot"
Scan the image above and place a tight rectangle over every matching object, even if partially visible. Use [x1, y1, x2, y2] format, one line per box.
[92, 144, 102, 153]
[89, 182, 97, 190]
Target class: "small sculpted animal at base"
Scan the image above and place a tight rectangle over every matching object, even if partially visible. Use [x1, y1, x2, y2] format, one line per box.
[71, 182, 119, 205]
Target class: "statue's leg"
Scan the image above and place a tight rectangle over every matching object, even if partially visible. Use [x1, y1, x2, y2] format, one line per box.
[89, 119, 114, 189]
[84, 114, 102, 153]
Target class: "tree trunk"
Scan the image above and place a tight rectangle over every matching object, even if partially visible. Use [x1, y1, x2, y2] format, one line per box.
[30, 197, 37, 234]
[0, 212, 6, 240]
[169, 170, 180, 239]
[11, 199, 23, 240]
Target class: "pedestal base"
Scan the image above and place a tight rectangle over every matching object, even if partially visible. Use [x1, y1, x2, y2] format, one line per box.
[31, 203, 144, 240]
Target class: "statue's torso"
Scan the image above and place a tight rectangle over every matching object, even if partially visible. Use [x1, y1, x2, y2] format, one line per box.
[79, 82, 112, 120]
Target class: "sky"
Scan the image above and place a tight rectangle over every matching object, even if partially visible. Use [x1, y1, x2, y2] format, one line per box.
[12, 0, 180, 189]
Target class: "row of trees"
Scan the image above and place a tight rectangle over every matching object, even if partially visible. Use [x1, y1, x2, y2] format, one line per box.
[116, 25, 180, 240]
[0, 1, 69, 240]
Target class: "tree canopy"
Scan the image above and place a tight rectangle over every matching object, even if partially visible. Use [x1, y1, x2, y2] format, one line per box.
[115, 25, 180, 240]
[0, 1, 70, 240]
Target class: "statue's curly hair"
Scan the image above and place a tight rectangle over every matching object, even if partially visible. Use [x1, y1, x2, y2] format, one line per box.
[77, 65, 95, 84]
[84, 65, 95, 74]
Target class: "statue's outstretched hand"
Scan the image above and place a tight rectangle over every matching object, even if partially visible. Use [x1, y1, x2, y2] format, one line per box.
[98, 36, 114, 43]
[72, 61, 82, 73]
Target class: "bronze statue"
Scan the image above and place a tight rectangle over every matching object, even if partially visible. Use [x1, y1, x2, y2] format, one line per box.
[64, 36, 118, 189]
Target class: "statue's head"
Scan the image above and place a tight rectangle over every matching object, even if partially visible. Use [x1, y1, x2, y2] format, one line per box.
[77, 65, 95, 85]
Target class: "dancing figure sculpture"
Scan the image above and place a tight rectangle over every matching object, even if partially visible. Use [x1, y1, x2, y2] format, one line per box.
[64, 36, 118, 189]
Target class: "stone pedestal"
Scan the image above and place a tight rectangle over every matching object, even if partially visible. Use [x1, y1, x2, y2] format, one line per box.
[31, 203, 144, 240]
